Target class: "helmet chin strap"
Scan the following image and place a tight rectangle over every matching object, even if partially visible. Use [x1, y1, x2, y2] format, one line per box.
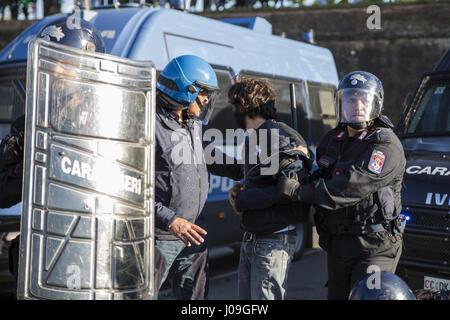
[193, 95, 208, 119]
[157, 90, 188, 111]
[183, 96, 206, 122]
[195, 96, 207, 111]
[347, 119, 376, 130]
[347, 122, 367, 130]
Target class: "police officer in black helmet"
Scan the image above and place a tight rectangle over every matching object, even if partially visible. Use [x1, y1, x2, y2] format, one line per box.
[349, 271, 416, 300]
[278, 71, 407, 300]
[0, 15, 105, 285]
[0, 15, 105, 208]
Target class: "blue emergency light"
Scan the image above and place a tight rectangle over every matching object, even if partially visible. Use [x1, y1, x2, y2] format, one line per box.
[400, 210, 411, 223]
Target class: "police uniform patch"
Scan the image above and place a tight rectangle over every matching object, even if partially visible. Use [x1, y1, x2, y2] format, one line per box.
[318, 156, 331, 168]
[368, 149, 386, 174]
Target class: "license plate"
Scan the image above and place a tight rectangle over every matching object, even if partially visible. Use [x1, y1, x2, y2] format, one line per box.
[424, 276, 450, 292]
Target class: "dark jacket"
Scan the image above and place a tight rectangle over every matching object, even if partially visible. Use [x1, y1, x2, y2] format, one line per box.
[298, 118, 406, 253]
[0, 115, 24, 208]
[154, 106, 210, 240]
[208, 120, 313, 234]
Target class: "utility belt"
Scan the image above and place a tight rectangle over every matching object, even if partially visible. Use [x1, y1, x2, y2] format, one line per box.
[326, 223, 385, 235]
[321, 215, 406, 236]
[242, 229, 297, 244]
[393, 214, 407, 233]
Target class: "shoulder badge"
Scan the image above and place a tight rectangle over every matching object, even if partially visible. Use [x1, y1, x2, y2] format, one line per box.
[368, 149, 386, 174]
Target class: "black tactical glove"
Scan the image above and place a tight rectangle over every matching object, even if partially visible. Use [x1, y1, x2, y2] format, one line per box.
[277, 175, 300, 201]
[414, 289, 450, 300]
[413, 289, 434, 300]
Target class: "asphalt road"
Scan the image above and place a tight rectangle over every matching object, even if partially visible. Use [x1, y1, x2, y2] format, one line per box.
[0, 255, 15, 300]
[159, 248, 328, 300]
[0, 248, 328, 300]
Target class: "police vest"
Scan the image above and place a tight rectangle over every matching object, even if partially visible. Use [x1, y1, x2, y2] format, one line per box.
[314, 125, 401, 230]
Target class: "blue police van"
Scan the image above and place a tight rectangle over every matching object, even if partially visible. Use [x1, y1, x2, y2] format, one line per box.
[395, 48, 450, 292]
[0, 4, 339, 271]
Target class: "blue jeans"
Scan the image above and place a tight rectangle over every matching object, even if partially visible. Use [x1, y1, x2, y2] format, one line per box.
[238, 231, 296, 300]
[155, 239, 209, 300]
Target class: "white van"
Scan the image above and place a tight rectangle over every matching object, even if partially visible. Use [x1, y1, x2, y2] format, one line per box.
[0, 5, 339, 261]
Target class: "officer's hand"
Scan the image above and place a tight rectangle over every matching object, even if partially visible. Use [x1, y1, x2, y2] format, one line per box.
[168, 217, 207, 247]
[277, 175, 300, 201]
[229, 182, 243, 215]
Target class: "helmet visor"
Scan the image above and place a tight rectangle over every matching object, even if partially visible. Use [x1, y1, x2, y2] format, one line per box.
[338, 88, 382, 124]
[195, 89, 218, 125]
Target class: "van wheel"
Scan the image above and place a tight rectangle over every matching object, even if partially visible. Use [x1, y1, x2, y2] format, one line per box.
[293, 222, 307, 261]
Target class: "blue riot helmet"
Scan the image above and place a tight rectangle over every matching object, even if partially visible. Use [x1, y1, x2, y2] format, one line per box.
[335, 71, 384, 130]
[157, 55, 220, 125]
[37, 15, 105, 53]
[349, 271, 416, 300]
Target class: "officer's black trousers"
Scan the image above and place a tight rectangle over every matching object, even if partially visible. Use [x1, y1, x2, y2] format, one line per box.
[325, 232, 403, 300]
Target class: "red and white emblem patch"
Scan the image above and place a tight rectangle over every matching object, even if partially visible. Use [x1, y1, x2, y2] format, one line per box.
[368, 149, 386, 174]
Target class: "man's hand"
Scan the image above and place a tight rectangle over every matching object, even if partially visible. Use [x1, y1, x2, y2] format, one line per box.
[277, 175, 300, 201]
[168, 217, 207, 247]
[229, 182, 243, 215]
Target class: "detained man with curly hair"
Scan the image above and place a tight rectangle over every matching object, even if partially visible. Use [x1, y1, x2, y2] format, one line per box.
[208, 77, 313, 300]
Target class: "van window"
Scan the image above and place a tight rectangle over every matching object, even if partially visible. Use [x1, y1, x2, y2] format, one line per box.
[407, 82, 450, 134]
[306, 82, 337, 143]
[0, 79, 25, 139]
[269, 78, 308, 140]
[237, 72, 309, 141]
[0, 82, 15, 121]
[206, 70, 235, 139]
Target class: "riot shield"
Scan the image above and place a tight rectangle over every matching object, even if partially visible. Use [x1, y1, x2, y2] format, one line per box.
[17, 38, 156, 300]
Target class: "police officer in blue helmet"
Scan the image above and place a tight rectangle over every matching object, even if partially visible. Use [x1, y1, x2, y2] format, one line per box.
[278, 71, 407, 299]
[349, 271, 416, 300]
[156, 55, 219, 126]
[153, 55, 219, 299]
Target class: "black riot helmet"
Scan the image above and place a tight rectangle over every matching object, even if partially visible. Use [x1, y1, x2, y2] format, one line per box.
[36, 15, 105, 53]
[349, 271, 416, 300]
[335, 71, 384, 130]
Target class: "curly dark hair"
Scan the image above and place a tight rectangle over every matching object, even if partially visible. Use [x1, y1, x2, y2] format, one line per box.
[228, 77, 277, 120]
